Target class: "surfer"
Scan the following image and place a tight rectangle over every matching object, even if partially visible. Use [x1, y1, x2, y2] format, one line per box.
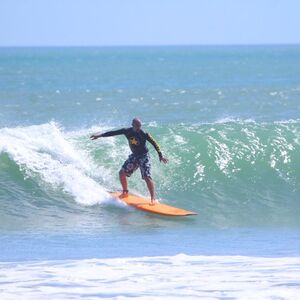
[90, 118, 168, 205]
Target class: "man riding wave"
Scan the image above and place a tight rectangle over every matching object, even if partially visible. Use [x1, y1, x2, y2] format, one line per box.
[90, 118, 168, 205]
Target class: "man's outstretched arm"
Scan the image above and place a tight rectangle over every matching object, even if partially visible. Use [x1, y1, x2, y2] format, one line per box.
[90, 128, 126, 140]
[146, 133, 168, 163]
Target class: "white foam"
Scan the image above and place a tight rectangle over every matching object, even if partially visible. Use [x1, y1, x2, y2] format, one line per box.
[0, 255, 299, 299]
[214, 117, 256, 124]
[147, 121, 158, 127]
[0, 122, 110, 206]
[174, 134, 187, 145]
[274, 119, 300, 124]
[193, 163, 205, 182]
[208, 136, 233, 175]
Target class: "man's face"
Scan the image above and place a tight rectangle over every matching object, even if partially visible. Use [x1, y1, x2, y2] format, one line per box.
[132, 120, 141, 132]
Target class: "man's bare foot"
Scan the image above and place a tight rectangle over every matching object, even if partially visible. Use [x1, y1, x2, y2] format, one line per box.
[150, 199, 159, 206]
[120, 190, 129, 198]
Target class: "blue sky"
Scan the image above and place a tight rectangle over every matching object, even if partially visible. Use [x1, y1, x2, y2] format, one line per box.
[0, 0, 299, 46]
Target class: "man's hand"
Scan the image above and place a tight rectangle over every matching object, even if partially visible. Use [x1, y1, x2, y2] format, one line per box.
[90, 134, 101, 140]
[160, 156, 168, 164]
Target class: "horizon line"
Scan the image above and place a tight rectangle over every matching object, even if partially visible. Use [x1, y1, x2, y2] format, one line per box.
[1, 42, 300, 48]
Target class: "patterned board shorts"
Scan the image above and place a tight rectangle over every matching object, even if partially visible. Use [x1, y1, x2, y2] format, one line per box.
[121, 153, 151, 179]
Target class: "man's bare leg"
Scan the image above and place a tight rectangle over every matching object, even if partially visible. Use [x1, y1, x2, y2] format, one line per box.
[119, 170, 128, 197]
[144, 176, 158, 205]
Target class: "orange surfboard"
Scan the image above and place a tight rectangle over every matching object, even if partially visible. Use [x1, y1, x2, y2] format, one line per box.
[110, 192, 197, 216]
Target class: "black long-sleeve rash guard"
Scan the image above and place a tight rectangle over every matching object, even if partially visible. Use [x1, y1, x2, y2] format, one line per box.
[101, 127, 163, 158]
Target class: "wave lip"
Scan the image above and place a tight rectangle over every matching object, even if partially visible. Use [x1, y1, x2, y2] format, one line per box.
[1, 255, 299, 299]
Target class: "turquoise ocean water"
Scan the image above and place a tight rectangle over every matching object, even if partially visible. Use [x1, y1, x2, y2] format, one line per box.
[0, 46, 300, 299]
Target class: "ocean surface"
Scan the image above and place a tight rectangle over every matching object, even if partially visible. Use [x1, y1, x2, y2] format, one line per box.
[0, 45, 300, 299]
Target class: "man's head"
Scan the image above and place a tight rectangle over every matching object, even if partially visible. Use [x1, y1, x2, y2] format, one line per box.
[132, 118, 142, 132]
